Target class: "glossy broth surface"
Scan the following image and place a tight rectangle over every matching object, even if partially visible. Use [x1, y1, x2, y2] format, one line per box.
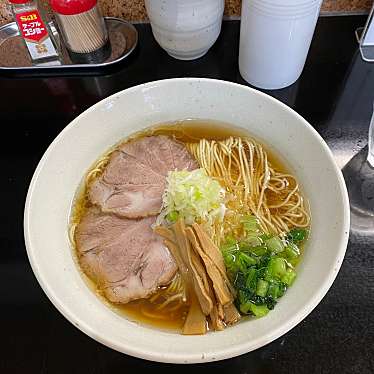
[71, 120, 296, 332]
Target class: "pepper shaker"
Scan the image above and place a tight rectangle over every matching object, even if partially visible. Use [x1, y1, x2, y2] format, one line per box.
[9, 0, 60, 65]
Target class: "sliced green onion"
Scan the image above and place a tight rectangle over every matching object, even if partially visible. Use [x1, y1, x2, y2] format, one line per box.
[249, 246, 268, 257]
[265, 236, 284, 254]
[241, 215, 259, 232]
[267, 281, 280, 299]
[260, 233, 272, 241]
[249, 303, 269, 317]
[268, 257, 287, 278]
[277, 282, 287, 298]
[266, 297, 277, 310]
[238, 241, 251, 252]
[287, 228, 307, 242]
[245, 234, 263, 247]
[256, 279, 269, 297]
[284, 243, 300, 259]
[166, 211, 179, 222]
[223, 252, 238, 273]
[237, 253, 257, 272]
[221, 243, 238, 254]
[239, 301, 252, 314]
[222, 219, 308, 319]
[224, 236, 237, 246]
[235, 275, 247, 294]
[288, 258, 299, 267]
[281, 270, 297, 286]
[159, 168, 225, 226]
[245, 268, 258, 291]
[268, 280, 286, 298]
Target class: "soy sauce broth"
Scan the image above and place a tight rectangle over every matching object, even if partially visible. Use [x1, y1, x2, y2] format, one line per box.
[70, 119, 297, 332]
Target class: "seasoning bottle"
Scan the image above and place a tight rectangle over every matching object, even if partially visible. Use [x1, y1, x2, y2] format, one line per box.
[50, 0, 111, 63]
[9, 0, 60, 65]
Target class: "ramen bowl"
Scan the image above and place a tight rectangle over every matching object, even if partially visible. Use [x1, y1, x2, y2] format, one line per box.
[24, 78, 349, 363]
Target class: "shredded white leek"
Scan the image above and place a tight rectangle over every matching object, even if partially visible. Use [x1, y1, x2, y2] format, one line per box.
[156, 168, 225, 226]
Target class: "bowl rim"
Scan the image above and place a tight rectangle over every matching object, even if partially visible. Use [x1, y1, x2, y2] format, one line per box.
[24, 77, 350, 363]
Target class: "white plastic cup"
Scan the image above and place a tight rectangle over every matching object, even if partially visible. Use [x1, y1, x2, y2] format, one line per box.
[239, 0, 323, 89]
[144, 0, 224, 60]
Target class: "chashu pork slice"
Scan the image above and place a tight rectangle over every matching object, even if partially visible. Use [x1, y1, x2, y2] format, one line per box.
[89, 135, 198, 218]
[120, 135, 198, 175]
[75, 207, 177, 303]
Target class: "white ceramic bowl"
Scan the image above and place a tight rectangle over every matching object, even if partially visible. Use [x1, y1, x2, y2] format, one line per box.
[144, 0, 224, 60]
[24, 78, 349, 364]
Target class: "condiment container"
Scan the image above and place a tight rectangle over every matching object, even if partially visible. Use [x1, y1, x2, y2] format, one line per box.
[239, 0, 323, 89]
[9, 0, 60, 65]
[50, 0, 110, 63]
[144, 0, 224, 60]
